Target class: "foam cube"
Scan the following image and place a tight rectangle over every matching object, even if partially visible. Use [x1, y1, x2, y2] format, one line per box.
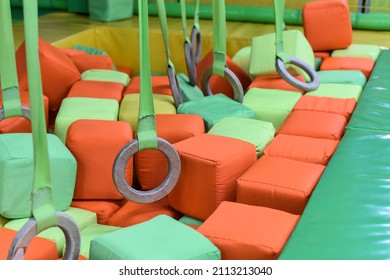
[168, 133, 257, 220]
[305, 83, 363, 101]
[67, 80, 124, 102]
[0, 133, 76, 219]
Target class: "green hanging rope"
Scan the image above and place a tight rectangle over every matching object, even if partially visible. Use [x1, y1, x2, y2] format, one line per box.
[200, 0, 244, 102]
[7, 0, 80, 260]
[0, 0, 29, 120]
[273, 0, 320, 92]
[112, 0, 181, 204]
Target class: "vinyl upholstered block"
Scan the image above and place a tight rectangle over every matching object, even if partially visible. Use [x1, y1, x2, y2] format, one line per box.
[90, 215, 221, 260]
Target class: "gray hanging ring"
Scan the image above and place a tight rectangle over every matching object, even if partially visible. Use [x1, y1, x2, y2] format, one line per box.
[112, 138, 181, 204]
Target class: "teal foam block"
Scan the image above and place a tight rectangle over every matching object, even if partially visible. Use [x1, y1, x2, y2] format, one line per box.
[0, 133, 76, 219]
[88, 0, 134, 22]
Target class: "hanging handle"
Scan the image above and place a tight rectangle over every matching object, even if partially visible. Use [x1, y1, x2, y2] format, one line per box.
[200, 0, 244, 102]
[112, 0, 181, 204]
[7, 0, 80, 260]
[273, 0, 319, 92]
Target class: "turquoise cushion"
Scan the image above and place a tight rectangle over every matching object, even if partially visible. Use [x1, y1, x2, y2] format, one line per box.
[90, 215, 221, 260]
[54, 97, 119, 143]
[243, 88, 302, 130]
[208, 117, 275, 157]
[178, 215, 204, 227]
[317, 70, 367, 87]
[88, 0, 134, 22]
[177, 73, 204, 103]
[0, 133, 76, 219]
[177, 94, 256, 131]
[4, 207, 97, 255]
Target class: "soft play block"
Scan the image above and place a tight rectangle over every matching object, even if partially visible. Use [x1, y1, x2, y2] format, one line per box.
[54, 97, 119, 143]
[123, 76, 172, 96]
[278, 110, 347, 140]
[16, 38, 81, 111]
[0, 228, 58, 260]
[89, 0, 134, 22]
[263, 134, 339, 165]
[196, 50, 252, 99]
[0, 90, 49, 133]
[107, 198, 181, 227]
[198, 201, 300, 260]
[179, 215, 204, 229]
[134, 114, 205, 191]
[305, 83, 362, 101]
[4, 207, 97, 255]
[177, 94, 256, 131]
[320, 56, 375, 79]
[119, 94, 176, 133]
[237, 156, 325, 214]
[67, 80, 124, 102]
[317, 70, 367, 87]
[79, 224, 121, 259]
[331, 44, 381, 61]
[81, 69, 130, 87]
[248, 75, 305, 93]
[243, 88, 302, 131]
[70, 54, 114, 73]
[249, 30, 315, 77]
[293, 95, 357, 119]
[66, 120, 133, 200]
[208, 117, 275, 157]
[168, 133, 257, 220]
[90, 215, 220, 260]
[232, 45, 252, 77]
[71, 200, 122, 225]
[0, 134, 76, 219]
[303, 0, 352, 51]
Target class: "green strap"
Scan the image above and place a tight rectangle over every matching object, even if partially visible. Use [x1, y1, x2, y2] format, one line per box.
[137, 0, 157, 151]
[193, 0, 201, 31]
[179, 0, 191, 46]
[212, 0, 226, 76]
[157, 0, 175, 71]
[0, 0, 22, 118]
[23, 0, 57, 233]
[274, 0, 290, 63]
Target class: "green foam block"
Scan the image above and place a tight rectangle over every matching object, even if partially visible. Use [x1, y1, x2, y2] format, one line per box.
[0, 133, 76, 219]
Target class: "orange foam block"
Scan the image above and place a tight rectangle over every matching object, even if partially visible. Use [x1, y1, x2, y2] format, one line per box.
[320, 56, 375, 79]
[123, 76, 172, 96]
[263, 134, 339, 165]
[237, 156, 325, 214]
[134, 114, 205, 191]
[70, 54, 114, 73]
[168, 134, 257, 220]
[303, 0, 352, 51]
[107, 197, 181, 227]
[278, 110, 347, 140]
[16, 38, 81, 111]
[0, 228, 58, 260]
[66, 119, 133, 200]
[70, 200, 123, 225]
[198, 201, 300, 260]
[67, 80, 124, 102]
[293, 95, 357, 119]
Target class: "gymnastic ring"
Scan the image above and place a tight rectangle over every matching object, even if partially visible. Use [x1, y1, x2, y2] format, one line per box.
[275, 56, 320, 92]
[167, 65, 183, 107]
[184, 41, 197, 86]
[200, 66, 244, 103]
[7, 212, 81, 260]
[190, 26, 202, 65]
[113, 137, 181, 204]
[0, 106, 31, 121]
